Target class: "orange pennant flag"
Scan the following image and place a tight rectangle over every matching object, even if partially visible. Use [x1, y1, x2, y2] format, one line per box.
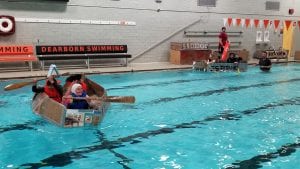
[274, 20, 280, 30]
[245, 18, 251, 28]
[254, 19, 260, 28]
[285, 20, 292, 30]
[227, 18, 232, 27]
[236, 18, 241, 27]
[263, 20, 269, 29]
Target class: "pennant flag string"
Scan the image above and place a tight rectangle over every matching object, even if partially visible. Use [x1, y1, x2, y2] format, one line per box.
[222, 18, 299, 31]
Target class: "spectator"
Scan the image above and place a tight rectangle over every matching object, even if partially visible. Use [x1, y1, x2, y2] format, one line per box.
[227, 53, 237, 63]
[258, 51, 272, 72]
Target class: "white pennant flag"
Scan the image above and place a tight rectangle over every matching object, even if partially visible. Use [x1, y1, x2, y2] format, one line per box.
[259, 19, 264, 28]
[250, 19, 254, 28]
[232, 18, 237, 27]
[223, 18, 227, 27]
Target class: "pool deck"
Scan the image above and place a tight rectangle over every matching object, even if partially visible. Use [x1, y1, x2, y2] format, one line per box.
[0, 62, 192, 80]
[0, 60, 293, 80]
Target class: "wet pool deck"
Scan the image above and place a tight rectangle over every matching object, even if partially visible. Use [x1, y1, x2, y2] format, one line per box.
[0, 62, 192, 80]
[0, 60, 292, 80]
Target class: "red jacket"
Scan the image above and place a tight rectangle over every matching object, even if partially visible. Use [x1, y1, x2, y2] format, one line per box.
[44, 80, 62, 103]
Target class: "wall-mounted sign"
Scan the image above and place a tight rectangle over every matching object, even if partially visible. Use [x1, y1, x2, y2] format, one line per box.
[0, 45, 36, 63]
[171, 42, 209, 51]
[265, 50, 288, 59]
[36, 45, 127, 55]
[16, 18, 136, 26]
[256, 31, 263, 43]
[0, 15, 15, 36]
[182, 42, 209, 50]
[264, 31, 270, 42]
[0, 45, 33, 55]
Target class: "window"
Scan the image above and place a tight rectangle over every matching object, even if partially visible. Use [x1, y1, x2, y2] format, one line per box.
[198, 0, 216, 7]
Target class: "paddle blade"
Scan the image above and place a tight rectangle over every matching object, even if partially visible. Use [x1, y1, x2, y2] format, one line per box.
[4, 81, 36, 91]
[105, 96, 136, 104]
[4, 72, 69, 92]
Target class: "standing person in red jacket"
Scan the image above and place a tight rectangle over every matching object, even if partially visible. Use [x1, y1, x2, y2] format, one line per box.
[218, 27, 228, 58]
[32, 64, 63, 103]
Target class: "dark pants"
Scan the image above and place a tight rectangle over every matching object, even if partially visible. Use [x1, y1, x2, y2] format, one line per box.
[218, 45, 224, 59]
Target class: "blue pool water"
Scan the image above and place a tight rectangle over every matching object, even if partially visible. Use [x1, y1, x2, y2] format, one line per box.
[1, 63, 300, 169]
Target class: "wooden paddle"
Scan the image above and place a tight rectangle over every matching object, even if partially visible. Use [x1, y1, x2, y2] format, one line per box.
[4, 78, 47, 91]
[105, 96, 135, 103]
[64, 96, 135, 104]
[4, 72, 70, 91]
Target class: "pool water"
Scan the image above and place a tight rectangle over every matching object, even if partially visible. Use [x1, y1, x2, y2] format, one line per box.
[1, 63, 300, 169]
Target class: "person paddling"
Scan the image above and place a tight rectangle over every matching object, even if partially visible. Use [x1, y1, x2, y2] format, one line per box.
[64, 74, 88, 93]
[63, 83, 90, 109]
[32, 64, 63, 103]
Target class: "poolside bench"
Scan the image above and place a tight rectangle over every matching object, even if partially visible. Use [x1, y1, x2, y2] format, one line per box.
[36, 45, 132, 70]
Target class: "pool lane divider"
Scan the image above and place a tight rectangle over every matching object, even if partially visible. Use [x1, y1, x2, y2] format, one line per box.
[0, 119, 45, 134]
[94, 129, 133, 168]
[18, 97, 300, 168]
[225, 139, 300, 169]
[107, 77, 208, 91]
[106, 73, 253, 92]
[149, 78, 300, 104]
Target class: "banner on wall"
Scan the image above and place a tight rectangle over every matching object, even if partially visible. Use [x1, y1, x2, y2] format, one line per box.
[0, 45, 36, 62]
[0, 45, 33, 55]
[36, 45, 128, 55]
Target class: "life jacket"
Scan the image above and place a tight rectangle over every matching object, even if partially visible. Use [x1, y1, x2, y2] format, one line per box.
[44, 80, 62, 103]
[68, 92, 89, 109]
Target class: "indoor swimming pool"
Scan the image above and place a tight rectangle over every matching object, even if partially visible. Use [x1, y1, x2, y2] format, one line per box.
[1, 63, 300, 169]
